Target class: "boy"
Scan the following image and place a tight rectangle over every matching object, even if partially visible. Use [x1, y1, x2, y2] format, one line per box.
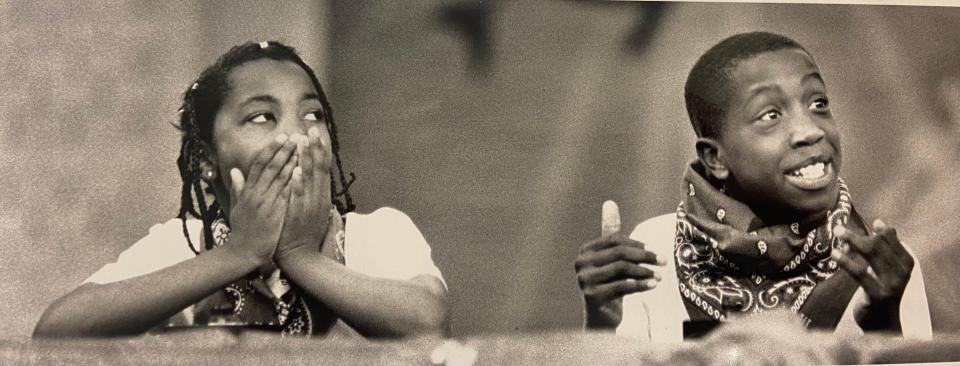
[574, 32, 932, 342]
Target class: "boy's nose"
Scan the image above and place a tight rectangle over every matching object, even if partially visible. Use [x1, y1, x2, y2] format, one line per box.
[790, 114, 826, 147]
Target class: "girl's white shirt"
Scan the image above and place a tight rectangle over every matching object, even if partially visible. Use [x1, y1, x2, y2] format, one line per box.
[615, 214, 933, 343]
[84, 207, 445, 287]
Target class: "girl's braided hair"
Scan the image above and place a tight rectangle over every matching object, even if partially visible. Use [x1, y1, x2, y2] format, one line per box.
[174, 41, 355, 254]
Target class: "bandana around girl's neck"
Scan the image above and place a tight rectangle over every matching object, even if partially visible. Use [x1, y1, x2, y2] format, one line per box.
[183, 210, 346, 337]
[675, 161, 863, 331]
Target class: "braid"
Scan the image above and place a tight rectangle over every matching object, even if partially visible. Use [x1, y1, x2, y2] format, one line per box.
[318, 93, 356, 213]
[174, 41, 358, 254]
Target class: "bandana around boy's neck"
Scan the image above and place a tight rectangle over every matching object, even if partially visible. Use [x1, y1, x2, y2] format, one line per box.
[675, 161, 863, 330]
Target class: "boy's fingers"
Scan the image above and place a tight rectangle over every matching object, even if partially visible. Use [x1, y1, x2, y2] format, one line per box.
[580, 235, 646, 253]
[832, 250, 884, 297]
[576, 260, 660, 286]
[874, 223, 911, 262]
[577, 246, 662, 269]
[247, 133, 288, 188]
[835, 225, 894, 275]
[585, 279, 658, 303]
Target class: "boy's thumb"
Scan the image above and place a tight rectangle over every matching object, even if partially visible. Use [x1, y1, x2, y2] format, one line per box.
[601, 200, 621, 237]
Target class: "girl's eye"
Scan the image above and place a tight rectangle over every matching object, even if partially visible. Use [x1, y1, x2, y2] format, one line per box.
[304, 110, 325, 122]
[248, 113, 274, 124]
[809, 98, 830, 111]
[759, 110, 781, 121]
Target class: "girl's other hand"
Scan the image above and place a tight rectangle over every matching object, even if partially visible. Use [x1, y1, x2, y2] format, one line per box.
[226, 133, 297, 267]
[275, 127, 333, 263]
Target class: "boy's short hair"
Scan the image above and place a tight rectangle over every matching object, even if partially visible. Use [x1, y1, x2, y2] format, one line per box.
[684, 32, 809, 138]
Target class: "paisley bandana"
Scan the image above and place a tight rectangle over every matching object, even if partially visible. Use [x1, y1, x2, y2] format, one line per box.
[675, 161, 863, 329]
[171, 210, 346, 337]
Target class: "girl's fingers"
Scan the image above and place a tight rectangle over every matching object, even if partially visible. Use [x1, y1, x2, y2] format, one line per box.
[288, 166, 305, 219]
[229, 168, 245, 204]
[299, 133, 314, 178]
[309, 126, 330, 174]
[291, 166, 305, 197]
[247, 133, 289, 188]
[264, 155, 297, 201]
[253, 139, 296, 193]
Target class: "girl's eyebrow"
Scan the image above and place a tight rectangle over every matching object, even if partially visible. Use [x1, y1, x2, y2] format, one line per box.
[239, 95, 278, 108]
[302, 92, 321, 103]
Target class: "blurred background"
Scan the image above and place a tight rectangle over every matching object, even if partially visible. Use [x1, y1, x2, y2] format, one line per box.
[2, 1, 959, 339]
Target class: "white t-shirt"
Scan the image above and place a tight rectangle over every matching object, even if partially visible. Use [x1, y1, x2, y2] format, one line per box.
[84, 207, 444, 287]
[616, 214, 933, 343]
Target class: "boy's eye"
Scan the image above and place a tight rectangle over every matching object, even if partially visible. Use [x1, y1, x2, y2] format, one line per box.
[247, 113, 274, 124]
[809, 98, 830, 111]
[759, 110, 781, 121]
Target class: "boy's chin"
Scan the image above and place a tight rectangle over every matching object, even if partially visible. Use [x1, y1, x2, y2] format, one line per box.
[787, 185, 841, 217]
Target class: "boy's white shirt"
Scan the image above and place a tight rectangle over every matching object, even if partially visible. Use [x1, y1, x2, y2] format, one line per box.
[84, 207, 445, 287]
[616, 214, 933, 343]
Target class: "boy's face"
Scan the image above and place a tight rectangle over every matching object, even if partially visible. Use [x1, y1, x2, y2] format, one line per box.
[715, 48, 841, 218]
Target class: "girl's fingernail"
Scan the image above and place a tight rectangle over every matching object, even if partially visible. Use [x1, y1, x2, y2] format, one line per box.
[308, 126, 320, 138]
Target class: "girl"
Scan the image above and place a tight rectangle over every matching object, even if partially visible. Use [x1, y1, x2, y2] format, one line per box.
[34, 41, 448, 338]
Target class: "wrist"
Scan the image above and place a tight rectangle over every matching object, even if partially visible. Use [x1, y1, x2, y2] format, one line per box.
[274, 243, 317, 266]
[218, 239, 272, 270]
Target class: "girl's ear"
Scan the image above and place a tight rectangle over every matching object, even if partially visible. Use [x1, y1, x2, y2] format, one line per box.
[198, 141, 219, 183]
[695, 137, 729, 180]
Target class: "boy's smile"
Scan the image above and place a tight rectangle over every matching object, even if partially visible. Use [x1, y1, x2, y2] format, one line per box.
[714, 48, 842, 220]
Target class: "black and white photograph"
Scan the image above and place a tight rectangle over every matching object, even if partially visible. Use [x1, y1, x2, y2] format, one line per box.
[3, 1, 960, 364]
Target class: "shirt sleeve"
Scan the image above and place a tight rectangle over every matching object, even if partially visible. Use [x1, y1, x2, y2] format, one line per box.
[342, 208, 445, 286]
[83, 218, 199, 285]
[617, 214, 685, 343]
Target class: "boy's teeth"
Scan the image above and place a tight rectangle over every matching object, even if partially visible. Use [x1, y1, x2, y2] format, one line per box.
[791, 162, 826, 179]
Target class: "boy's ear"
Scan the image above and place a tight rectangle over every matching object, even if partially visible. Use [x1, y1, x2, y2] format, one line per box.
[197, 141, 219, 183]
[695, 137, 729, 180]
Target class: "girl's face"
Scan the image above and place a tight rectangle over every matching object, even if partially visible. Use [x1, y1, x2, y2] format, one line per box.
[209, 59, 332, 205]
[716, 48, 842, 220]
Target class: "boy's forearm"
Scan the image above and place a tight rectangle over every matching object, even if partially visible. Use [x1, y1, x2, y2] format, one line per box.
[277, 247, 448, 338]
[33, 246, 262, 338]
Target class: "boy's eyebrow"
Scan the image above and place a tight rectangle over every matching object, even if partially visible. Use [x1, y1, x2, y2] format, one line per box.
[802, 72, 825, 85]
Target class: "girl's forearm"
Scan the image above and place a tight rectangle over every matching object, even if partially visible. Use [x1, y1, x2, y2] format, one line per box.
[33, 245, 263, 338]
[277, 248, 448, 338]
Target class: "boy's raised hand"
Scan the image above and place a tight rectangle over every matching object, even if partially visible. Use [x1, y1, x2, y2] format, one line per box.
[576, 201, 666, 330]
[831, 219, 913, 332]
[275, 127, 334, 263]
[226, 134, 297, 267]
